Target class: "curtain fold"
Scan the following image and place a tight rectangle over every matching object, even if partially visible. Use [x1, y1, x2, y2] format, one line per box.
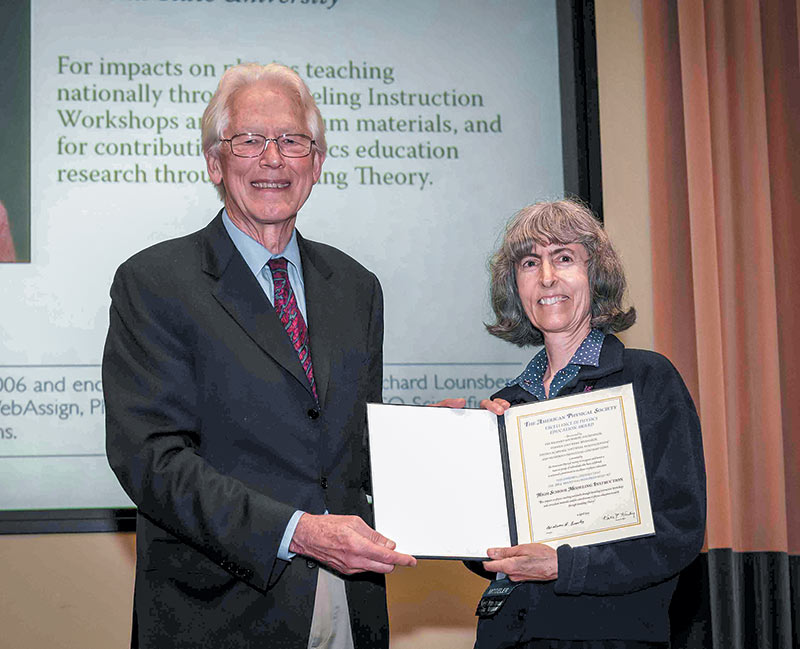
[642, 0, 800, 646]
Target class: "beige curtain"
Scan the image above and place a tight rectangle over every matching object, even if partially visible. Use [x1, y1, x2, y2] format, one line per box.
[644, 0, 799, 558]
[643, 1, 799, 645]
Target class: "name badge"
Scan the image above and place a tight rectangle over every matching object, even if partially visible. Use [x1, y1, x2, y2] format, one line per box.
[475, 579, 523, 618]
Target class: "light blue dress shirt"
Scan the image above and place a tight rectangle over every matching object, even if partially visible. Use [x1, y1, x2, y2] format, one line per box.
[221, 210, 307, 318]
[221, 210, 307, 562]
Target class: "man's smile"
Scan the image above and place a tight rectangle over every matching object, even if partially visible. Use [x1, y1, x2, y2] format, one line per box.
[251, 181, 290, 189]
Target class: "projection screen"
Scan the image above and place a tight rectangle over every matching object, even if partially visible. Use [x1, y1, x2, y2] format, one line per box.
[0, 0, 601, 532]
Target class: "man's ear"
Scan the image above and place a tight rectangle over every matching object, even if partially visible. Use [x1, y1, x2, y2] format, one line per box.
[206, 150, 223, 185]
[311, 149, 325, 184]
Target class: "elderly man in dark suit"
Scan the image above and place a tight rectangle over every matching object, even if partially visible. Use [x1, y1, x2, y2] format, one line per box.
[102, 62, 415, 649]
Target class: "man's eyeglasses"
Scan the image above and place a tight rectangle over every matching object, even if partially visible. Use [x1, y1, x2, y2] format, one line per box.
[219, 133, 315, 158]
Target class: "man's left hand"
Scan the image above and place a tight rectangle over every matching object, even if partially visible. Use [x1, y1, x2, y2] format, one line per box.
[289, 513, 417, 575]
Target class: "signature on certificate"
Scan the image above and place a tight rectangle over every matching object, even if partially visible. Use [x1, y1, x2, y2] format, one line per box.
[602, 510, 636, 522]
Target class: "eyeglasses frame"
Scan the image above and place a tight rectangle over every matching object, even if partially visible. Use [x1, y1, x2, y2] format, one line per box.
[219, 132, 316, 158]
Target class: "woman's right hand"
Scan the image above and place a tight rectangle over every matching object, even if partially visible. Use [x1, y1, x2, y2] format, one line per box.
[429, 397, 512, 414]
[429, 398, 467, 408]
[480, 398, 511, 415]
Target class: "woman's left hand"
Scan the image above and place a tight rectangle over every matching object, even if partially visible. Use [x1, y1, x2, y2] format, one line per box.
[482, 543, 558, 582]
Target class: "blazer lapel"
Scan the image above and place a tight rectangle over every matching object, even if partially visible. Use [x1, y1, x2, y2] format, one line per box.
[199, 214, 312, 396]
[298, 234, 334, 408]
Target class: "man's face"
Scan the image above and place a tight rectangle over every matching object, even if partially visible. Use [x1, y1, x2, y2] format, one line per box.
[206, 82, 324, 233]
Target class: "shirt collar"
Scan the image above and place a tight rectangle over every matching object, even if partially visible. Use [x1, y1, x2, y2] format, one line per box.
[509, 328, 606, 395]
[221, 208, 303, 278]
[566, 327, 605, 367]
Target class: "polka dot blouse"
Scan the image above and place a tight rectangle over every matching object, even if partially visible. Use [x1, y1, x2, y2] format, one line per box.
[508, 328, 605, 400]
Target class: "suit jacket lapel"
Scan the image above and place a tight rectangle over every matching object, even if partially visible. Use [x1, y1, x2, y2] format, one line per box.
[298, 233, 334, 408]
[199, 214, 313, 397]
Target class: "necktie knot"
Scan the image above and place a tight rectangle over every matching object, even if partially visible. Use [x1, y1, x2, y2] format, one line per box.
[267, 257, 288, 276]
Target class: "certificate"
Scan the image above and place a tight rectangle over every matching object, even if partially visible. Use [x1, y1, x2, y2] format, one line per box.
[367, 384, 654, 559]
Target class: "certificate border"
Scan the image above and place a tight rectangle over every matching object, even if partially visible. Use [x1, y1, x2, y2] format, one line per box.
[515, 393, 646, 544]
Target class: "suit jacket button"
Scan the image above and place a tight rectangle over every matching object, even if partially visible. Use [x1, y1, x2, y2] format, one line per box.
[306, 559, 316, 569]
[320, 476, 328, 489]
[307, 408, 320, 420]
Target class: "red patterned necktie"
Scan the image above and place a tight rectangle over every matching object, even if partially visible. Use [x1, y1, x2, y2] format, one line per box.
[266, 257, 317, 401]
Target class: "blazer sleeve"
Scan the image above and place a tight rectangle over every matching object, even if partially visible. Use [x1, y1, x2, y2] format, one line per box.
[366, 273, 384, 405]
[103, 257, 296, 593]
[554, 356, 707, 595]
[361, 273, 384, 501]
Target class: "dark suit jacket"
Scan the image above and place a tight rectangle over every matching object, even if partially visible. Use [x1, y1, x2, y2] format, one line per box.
[103, 213, 388, 649]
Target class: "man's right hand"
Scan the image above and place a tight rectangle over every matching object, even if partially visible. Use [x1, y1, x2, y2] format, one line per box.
[289, 513, 417, 575]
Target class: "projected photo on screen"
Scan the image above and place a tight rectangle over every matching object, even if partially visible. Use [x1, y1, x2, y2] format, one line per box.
[0, 0, 601, 533]
[0, 1, 31, 263]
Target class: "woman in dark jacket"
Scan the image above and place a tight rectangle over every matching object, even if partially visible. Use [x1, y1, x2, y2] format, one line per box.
[457, 200, 706, 649]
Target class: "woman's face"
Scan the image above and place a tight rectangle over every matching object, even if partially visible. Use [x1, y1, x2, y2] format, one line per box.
[516, 241, 592, 341]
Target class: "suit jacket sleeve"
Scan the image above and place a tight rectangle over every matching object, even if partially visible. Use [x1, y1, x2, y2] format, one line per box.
[361, 275, 383, 505]
[103, 252, 300, 593]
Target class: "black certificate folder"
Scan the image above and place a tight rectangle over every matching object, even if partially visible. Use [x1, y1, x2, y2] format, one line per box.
[366, 384, 654, 560]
